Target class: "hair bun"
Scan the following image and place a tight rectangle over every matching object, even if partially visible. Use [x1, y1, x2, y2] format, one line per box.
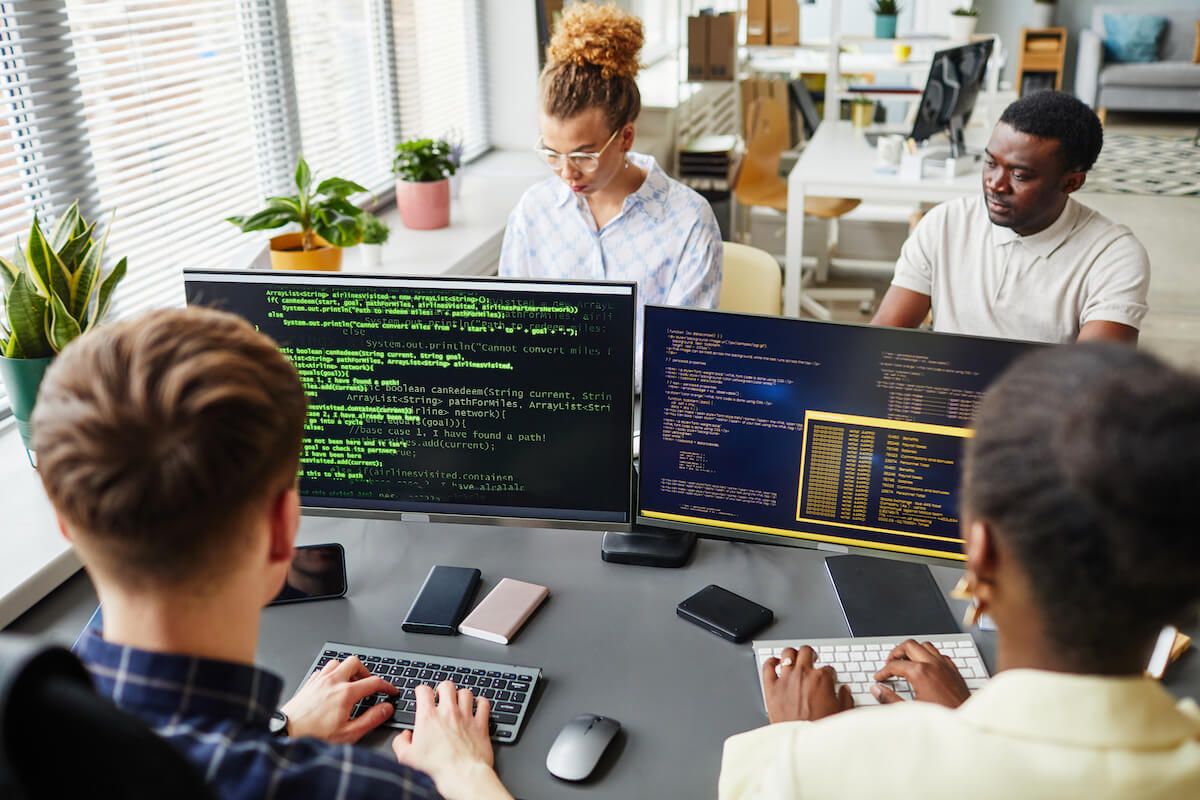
[548, 3, 644, 80]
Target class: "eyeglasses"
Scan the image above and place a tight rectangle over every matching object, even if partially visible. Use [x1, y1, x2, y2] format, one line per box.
[534, 128, 620, 174]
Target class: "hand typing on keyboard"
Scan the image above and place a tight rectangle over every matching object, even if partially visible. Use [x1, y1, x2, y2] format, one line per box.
[761, 646, 854, 723]
[870, 639, 971, 708]
[282, 654, 400, 743]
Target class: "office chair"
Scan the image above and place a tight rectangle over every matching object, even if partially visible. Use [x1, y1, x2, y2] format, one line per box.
[719, 241, 783, 315]
[733, 98, 874, 316]
[0, 635, 214, 800]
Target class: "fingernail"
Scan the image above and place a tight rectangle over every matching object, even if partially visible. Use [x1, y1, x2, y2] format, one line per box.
[871, 684, 883, 697]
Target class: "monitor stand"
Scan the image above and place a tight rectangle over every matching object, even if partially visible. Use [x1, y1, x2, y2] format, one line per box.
[601, 526, 697, 568]
[825, 554, 960, 637]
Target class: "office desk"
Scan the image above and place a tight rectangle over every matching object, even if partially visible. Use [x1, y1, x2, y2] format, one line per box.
[783, 110, 1013, 318]
[10, 515, 1200, 799]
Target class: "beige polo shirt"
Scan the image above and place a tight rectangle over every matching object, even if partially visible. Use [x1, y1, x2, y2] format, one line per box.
[719, 669, 1200, 799]
[892, 195, 1150, 342]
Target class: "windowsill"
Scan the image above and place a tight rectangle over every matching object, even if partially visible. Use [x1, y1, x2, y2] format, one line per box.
[0, 149, 544, 630]
[0, 420, 80, 629]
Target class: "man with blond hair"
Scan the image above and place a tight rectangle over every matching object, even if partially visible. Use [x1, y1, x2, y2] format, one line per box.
[33, 307, 512, 800]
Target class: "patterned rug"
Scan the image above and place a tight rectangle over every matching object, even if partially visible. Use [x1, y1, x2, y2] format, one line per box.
[1087, 133, 1200, 196]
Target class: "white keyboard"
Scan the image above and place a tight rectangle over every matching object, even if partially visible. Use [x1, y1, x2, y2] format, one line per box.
[753, 633, 990, 709]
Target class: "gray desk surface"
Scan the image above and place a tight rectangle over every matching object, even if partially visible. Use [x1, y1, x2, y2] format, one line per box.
[10, 515, 1200, 800]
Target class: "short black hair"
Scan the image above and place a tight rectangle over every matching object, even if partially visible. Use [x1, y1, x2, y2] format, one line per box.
[964, 344, 1200, 669]
[998, 91, 1104, 172]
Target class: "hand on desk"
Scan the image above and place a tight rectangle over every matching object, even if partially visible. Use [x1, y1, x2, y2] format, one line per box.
[393, 682, 512, 800]
[872, 639, 970, 708]
[282, 655, 399, 743]
[762, 645, 854, 723]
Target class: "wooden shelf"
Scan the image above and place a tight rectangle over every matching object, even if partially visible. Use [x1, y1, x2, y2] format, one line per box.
[1015, 27, 1067, 96]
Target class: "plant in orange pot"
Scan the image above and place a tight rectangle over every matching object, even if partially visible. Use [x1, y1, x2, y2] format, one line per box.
[226, 157, 388, 271]
[393, 138, 457, 230]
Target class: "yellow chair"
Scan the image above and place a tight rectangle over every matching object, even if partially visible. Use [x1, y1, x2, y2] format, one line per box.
[719, 241, 782, 315]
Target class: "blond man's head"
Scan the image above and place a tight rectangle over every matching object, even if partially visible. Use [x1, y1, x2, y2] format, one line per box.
[33, 307, 307, 588]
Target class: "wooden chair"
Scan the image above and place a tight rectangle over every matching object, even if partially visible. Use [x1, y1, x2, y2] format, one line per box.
[719, 241, 782, 315]
[733, 98, 874, 315]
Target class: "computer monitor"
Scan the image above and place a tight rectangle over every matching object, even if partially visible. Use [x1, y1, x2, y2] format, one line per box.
[636, 307, 1045, 632]
[184, 270, 636, 530]
[911, 39, 994, 158]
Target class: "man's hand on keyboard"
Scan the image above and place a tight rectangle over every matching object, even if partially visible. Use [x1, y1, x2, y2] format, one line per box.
[762, 645, 854, 723]
[871, 640, 971, 708]
[282, 655, 400, 743]
[392, 682, 513, 800]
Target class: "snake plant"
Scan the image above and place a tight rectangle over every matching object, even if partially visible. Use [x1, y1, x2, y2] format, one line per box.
[0, 202, 127, 359]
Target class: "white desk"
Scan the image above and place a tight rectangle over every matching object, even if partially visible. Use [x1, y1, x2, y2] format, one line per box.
[784, 121, 985, 318]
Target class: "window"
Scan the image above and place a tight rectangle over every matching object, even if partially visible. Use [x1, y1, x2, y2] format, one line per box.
[0, 0, 491, 421]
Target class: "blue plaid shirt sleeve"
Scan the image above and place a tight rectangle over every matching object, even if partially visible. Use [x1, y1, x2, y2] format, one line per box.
[76, 631, 441, 800]
[665, 200, 723, 309]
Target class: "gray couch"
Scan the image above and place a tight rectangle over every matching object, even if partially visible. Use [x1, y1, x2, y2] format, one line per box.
[1075, 6, 1199, 115]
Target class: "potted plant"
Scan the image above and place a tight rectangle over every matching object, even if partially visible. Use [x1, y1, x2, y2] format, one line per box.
[0, 202, 127, 451]
[950, 7, 979, 41]
[393, 138, 457, 231]
[873, 0, 900, 40]
[227, 157, 389, 271]
[1032, 0, 1055, 29]
[850, 97, 876, 128]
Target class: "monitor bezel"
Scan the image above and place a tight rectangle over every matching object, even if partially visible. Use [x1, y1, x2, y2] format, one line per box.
[634, 304, 1047, 567]
[183, 268, 639, 532]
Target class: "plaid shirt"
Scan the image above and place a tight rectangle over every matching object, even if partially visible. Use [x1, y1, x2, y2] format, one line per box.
[75, 630, 440, 800]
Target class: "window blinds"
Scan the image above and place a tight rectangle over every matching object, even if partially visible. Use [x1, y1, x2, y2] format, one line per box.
[0, 0, 490, 421]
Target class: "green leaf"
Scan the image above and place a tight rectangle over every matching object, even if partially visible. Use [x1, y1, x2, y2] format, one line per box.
[58, 221, 97, 274]
[315, 177, 367, 199]
[6, 272, 51, 358]
[312, 204, 362, 248]
[227, 208, 296, 232]
[295, 157, 311, 194]
[24, 217, 54, 298]
[3, 335, 22, 358]
[70, 221, 109, 321]
[266, 196, 303, 216]
[48, 201, 81, 251]
[45, 290, 81, 352]
[88, 256, 126, 331]
[0, 255, 17, 296]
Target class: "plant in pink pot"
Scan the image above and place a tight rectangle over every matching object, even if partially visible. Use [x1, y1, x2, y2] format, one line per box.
[393, 138, 457, 230]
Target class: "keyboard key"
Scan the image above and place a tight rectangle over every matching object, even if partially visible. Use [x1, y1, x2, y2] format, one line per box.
[496, 691, 511, 702]
[494, 702, 522, 714]
[510, 691, 527, 703]
[478, 677, 493, 688]
[495, 730, 513, 740]
[508, 681, 530, 692]
[392, 709, 416, 725]
[492, 712, 519, 725]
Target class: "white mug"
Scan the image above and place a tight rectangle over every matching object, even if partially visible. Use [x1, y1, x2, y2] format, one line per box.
[877, 134, 904, 168]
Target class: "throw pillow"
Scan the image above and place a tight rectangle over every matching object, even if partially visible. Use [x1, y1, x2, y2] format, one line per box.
[1103, 14, 1168, 63]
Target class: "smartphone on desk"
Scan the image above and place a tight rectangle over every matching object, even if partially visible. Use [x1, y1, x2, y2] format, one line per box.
[270, 543, 348, 606]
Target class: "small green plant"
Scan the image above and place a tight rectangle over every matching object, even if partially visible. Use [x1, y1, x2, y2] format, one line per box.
[227, 157, 389, 252]
[873, 0, 900, 15]
[0, 202, 127, 359]
[951, 6, 979, 16]
[392, 139, 459, 183]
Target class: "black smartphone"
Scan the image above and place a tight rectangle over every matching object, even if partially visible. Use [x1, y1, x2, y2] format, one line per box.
[677, 585, 774, 643]
[402, 565, 482, 635]
[270, 543, 348, 606]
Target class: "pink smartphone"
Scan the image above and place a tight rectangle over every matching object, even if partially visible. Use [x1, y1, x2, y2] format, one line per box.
[458, 578, 549, 644]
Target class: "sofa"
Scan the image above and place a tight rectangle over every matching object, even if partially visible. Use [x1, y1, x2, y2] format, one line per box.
[1075, 6, 1200, 118]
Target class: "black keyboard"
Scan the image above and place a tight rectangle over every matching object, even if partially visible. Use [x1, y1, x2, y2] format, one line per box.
[304, 641, 542, 743]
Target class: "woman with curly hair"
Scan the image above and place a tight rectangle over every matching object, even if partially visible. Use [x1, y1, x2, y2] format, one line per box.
[500, 3, 722, 380]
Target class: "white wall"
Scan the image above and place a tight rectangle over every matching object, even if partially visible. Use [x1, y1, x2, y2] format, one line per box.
[483, 0, 540, 149]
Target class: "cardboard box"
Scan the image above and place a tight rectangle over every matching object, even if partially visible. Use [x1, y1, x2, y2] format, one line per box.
[707, 12, 738, 80]
[746, 0, 769, 45]
[769, 0, 800, 46]
[687, 15, 708, 81]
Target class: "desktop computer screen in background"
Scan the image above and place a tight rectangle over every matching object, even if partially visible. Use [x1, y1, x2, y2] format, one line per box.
[184, 271, 636, 528]
[637, 307, 1044, 562]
